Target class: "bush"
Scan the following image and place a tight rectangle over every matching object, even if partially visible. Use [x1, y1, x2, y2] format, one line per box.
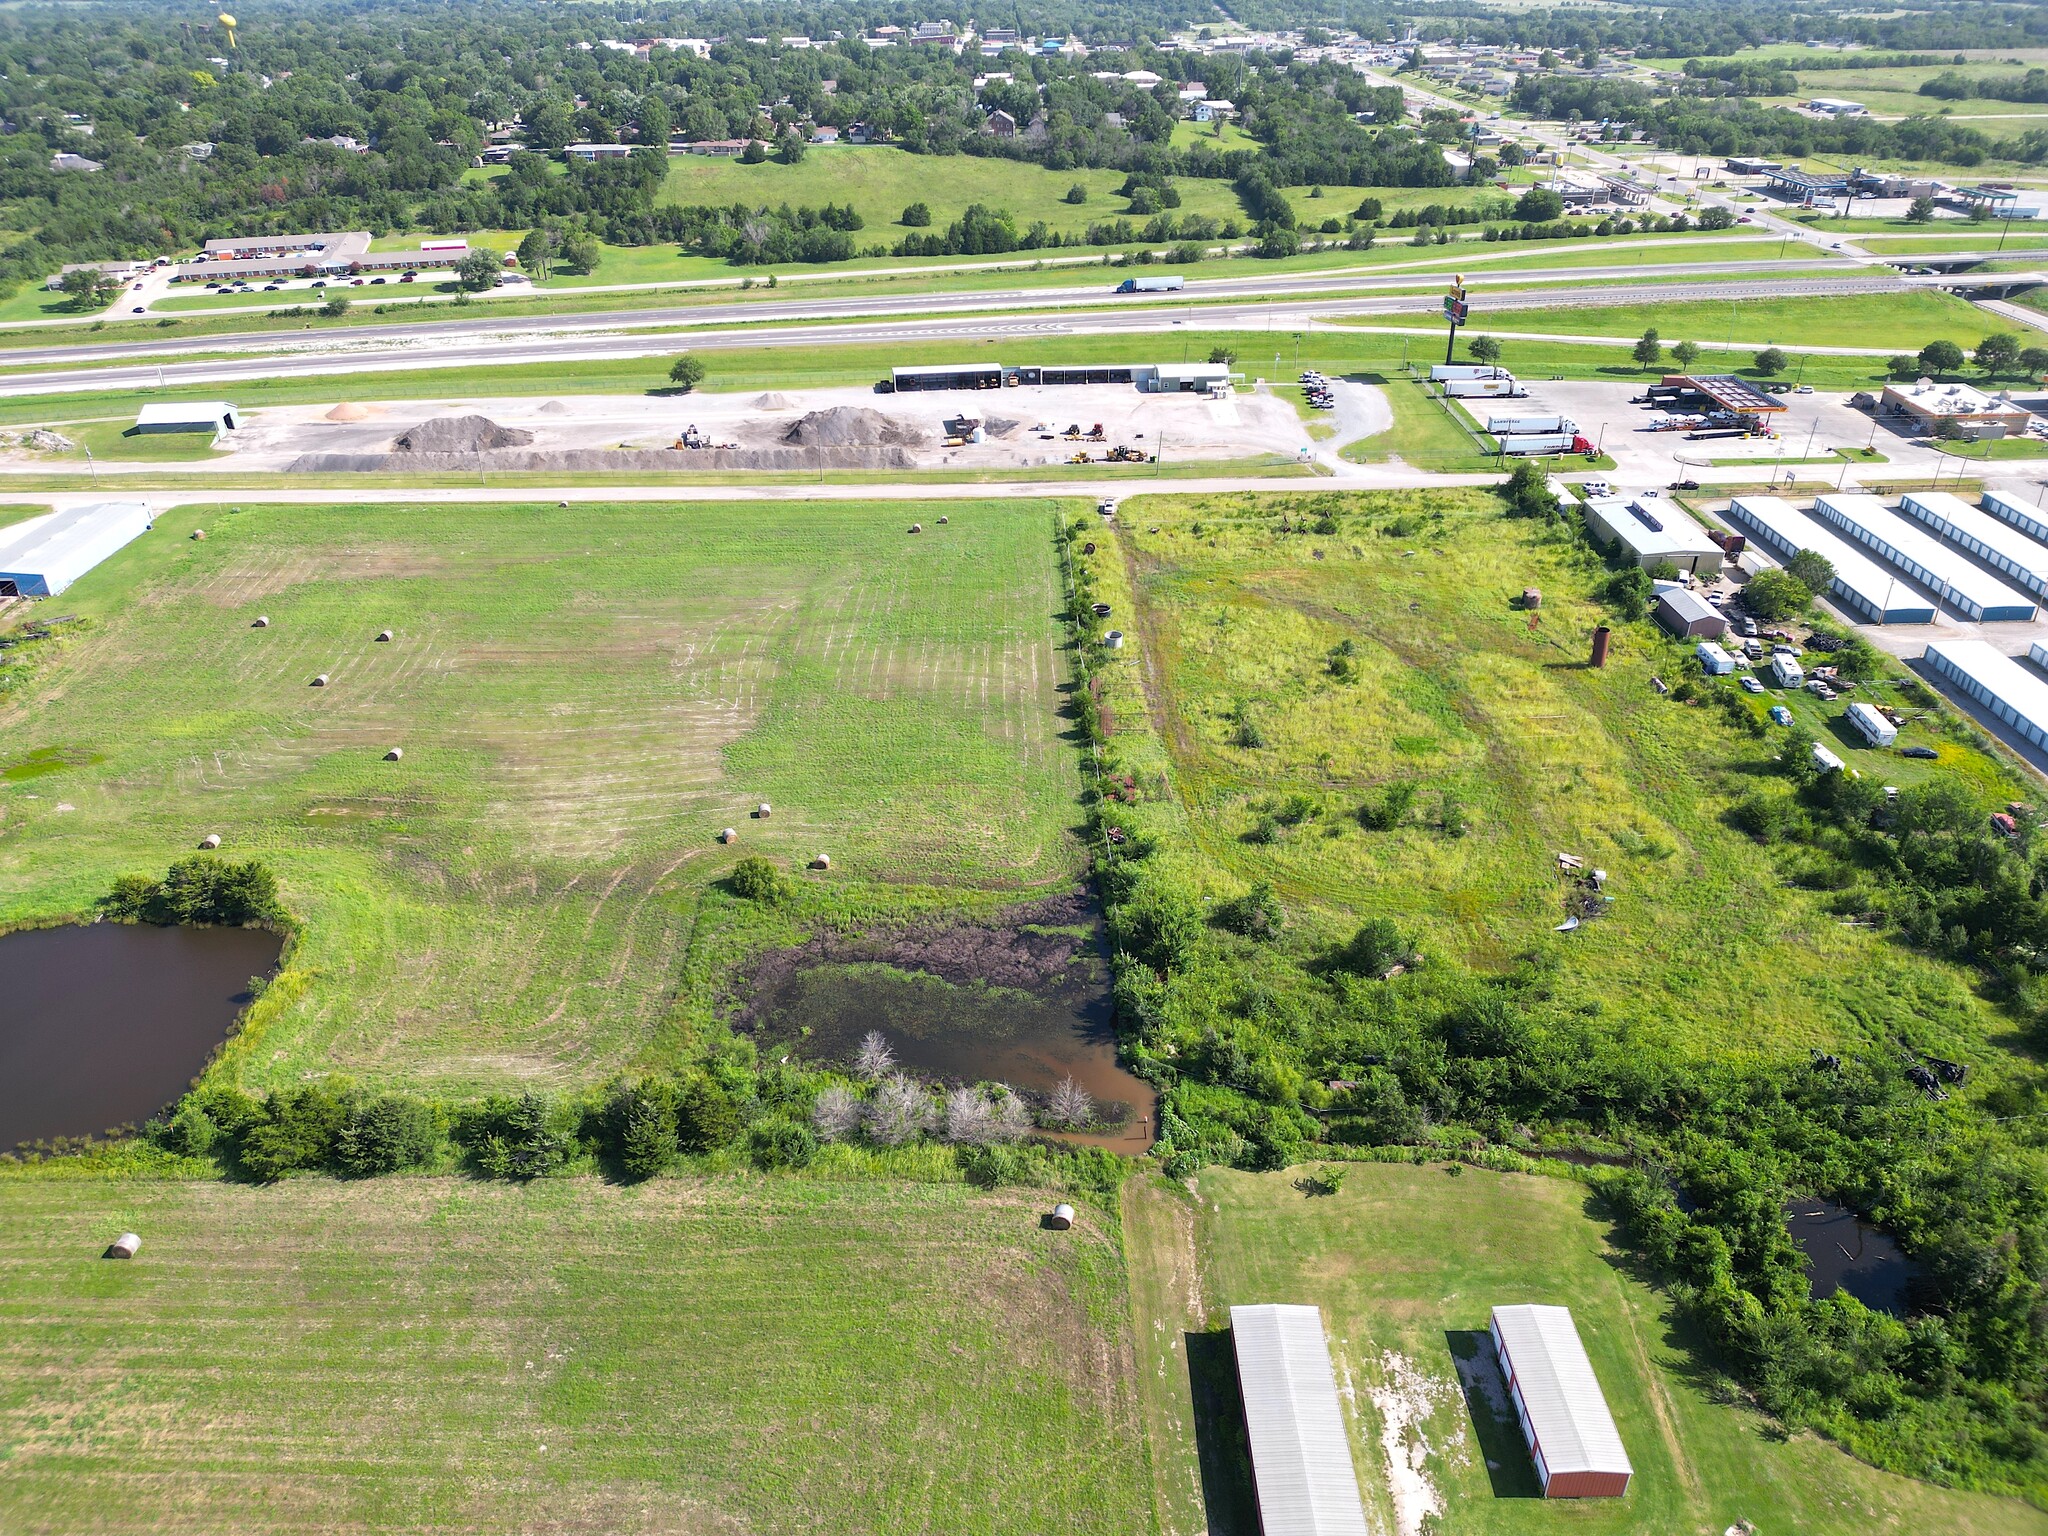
[749, 1120, 818, 1169]
[1335, 917, 1410, 976]
[1754, 347, 1788, 376]
[728, 856, 785, 902]
[1215, 880, 1284, 940]
[239, 1084, 349, 1181]
[1358, 781, 1416, 831]
[335, 1094, 438, 1176]
[605, 1078, 680, 1179]
[901, 201, 931, 226]
[103, 856, 284, 926]
[465, 1092, 572, 1180]
[678, 1075, 743, 1151]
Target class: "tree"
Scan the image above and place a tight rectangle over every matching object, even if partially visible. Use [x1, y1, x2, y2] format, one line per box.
[943, 1086, 997, 1145]
[1743, 568, 1812, 621]
[523, 99, 573, 152]
[1468, 334, 1502, 366]
[901, 201, 931, 227]
[1975, 332, 2022, 378]
[335, 1094, 437, 1176]
[1672, 339, 1701, 370]
[1906, 195, 1937, 224]
[863, 1073, 932, 1145]
[854, 1030, 895, 1080]
[1513, 186, 1563, 222]
[57, 266, 116, 312]
[739, 138, 766, 164]
[1501, 458, 1558, 519]
[1887, 354, 1918, 380]
[668, 354, 706, 391]
[1208, 345, 1238, 365]
[637, 94, 671, 148]
[516, 227, 557, 279]
[2021, 347, 2048, 380]
[454, 249, 501, 292]
[1753, 347, 1787, 376]
[607, 1079, 679, 1180]
[1919, 339, 1966, 377]
[676, 1076, 742, 1151]
[557, 231, 601, 275]
[725, 851, 777, 896]
[776, 130, 805, 164]
[1785, 549, 1836, 593]
[1064, 183, 1087, 204]
[320, 291, 351, 318]
[1698, 207, 1735, 230]
[1337, 917, 1411, 977]
[1045, 1076, 1094, 1129]
[812, 1084, 861, 1140]
[1632, 328, 1662, 371]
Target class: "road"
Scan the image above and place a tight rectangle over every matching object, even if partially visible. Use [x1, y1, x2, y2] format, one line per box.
[0, 274, 1912, 399]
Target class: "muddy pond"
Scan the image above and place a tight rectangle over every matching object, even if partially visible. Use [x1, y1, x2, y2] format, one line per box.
[741, 894, 1156, 1153]
[0, 922, 281, 1151]
[1787, 1199, 1921, 1315]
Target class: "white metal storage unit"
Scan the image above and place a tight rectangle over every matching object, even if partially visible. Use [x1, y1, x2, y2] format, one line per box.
[1983, 487, 2048, 546]
[1726, 496, 1936, 625]
[1582, 496, 1723, 576]
[0, 501, 154, 596]
[1924, 640, 2048, 752]
[1812, 493, 2036, 622]
[1898, 490, 2048, 603]
[1230, 1304, 1372, 1536]
[1489, 1304, 1632, 1499]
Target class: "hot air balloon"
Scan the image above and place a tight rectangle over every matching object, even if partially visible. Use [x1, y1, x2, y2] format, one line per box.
[218, 11, 238, 48]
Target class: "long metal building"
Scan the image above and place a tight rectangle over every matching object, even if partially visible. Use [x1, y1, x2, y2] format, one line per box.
[1982, 487, 2048, 546]
[0, 501, 155, 597]
[1726, 495, 1936, 625]
[1898, 490, 2048, 603]
[1230, 1304, 1372, 1536]
[1812, 493, 2036, 622]
[1489, 1304, 1633, 1499]
[1924, 640, 2048, 753]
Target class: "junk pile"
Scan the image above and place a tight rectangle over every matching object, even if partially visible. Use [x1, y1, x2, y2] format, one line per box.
[1552, 852, 1612, 932]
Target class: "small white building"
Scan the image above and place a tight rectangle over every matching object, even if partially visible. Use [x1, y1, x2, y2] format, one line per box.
[1846, 701, 1898, 747]
[1696, 641, 1735, 675]
[0, 501, 154, 597]
[1489, 1305, 1632, 1498]
[134, 402, 238, 437]
[1231, 1304, 1372, 1536]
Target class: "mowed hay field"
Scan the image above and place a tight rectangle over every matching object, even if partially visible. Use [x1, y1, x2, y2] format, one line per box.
[0, 1175, 1151, 1536]
[1111, 490, 2004, 1059]
[1123, 1165, 2048, 1536]
[0, 499, 1082, 1095]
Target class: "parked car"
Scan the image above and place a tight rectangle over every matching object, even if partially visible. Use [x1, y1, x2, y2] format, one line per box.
[1796, 384, 1814, 394]
[1669, 478, 1700, 491]
[1900, 745, 1939, 760]
[1741, 676, 1765, 694]
[1738, 617, 1759, 638]
[131, 305, 145, 313]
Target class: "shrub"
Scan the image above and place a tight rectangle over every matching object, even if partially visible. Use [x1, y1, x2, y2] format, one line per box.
[677, 1075, 743, 1152]
[239, 1083, 349, 1181]
[103, 855, 284, 927]
[812, 1084, 861, 1140]
[1336, 917, 1410, 977]
[1358, 781, 1417, 831]
[728, 856, 785, 902]
[1754, 346, 1787, 376]
[336, 1094, 438, 1176]
[1216, 879, 1284, 940]
[750, 1120, 818, 1168]
[605, 1078, 680, 1179]
[901, 201, 931, 226]
[467, 1092, 572, 1180]
[864, 1073, 934, 1145]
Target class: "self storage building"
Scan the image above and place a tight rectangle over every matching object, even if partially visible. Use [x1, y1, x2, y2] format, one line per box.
[1489, 1304, 1632, 1499]
[1926, 640, 2048, 753]
[1812, 492, 2036, 623]
[1727, 496, 1936, 626]
[0, 500, 154, 597]
[1230, 1304, 1372, 1536]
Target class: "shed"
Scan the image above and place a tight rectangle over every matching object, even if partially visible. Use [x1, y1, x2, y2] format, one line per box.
[1846, 701, 1897, 747]
[1489, 1304, 1632, 1498]
[0, 501, 154, 598]
[1230, 1303, 1372, 1536]
[133, 401, 238, 436]
[1654, 587, 1726, 639]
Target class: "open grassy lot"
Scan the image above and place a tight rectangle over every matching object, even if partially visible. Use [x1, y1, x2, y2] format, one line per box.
[0, 1173, 1150, 1536]
[1104, 488, 2012, 1059]
[660, 144, 1247, 237]
[0, 498, 1083, 1096]
[1125, 1165, 2048, 1536]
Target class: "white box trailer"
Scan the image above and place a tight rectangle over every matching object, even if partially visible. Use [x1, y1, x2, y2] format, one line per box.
[1431, 363, 1513, 381]
[1487, 414, 1576, 435]
[1114, 274, 1185, 293]
[1499, 432, 1590, 456]
[1445, 377, 1527, 398]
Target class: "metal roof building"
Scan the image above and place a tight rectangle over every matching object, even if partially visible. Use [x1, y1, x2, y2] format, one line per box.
[1982, 486, 2048, 546]
[134, 402, 238, 436]
[1925, 640, 2048, 752]
[1582, 496, 1723, 576]
[1898, 490, 2048, 603]
[1489, 1305, 1632, 1499]
[1812, 493, 2036, 623]
[0, 501, 154, 597]
[1230, 1304, 1371, 1536]
[1726, 496, 1936, 625]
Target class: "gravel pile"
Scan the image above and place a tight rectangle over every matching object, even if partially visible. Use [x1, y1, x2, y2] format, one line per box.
[392, 414, 534, 453]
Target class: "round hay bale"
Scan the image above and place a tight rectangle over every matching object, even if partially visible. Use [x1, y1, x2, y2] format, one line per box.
[937, 515, 949, 525]
[1048, 1203, 1075, 1230]
[756, 802, 772, 819]
[384, 748, 403, 762]
[375, 629, 393, 642]
[105, 1232, 141, 1260]
[198, 833, 221, 850]
[558, 500, 569, 508]
[190, 529, 206, 541]
[310, 673, 329, 687]
[811, 853, 831, 870]
[909, 523, 922, 534]
[719, 827, 738, 844]
[252, 615, 269, 628]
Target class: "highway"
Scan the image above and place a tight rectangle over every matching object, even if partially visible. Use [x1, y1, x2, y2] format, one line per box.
[0, 272, 1911, 399]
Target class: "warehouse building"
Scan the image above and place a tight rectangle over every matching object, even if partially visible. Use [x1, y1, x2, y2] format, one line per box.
[1925, 640, 2048, 753]
[1582, 496, 1723, 576]
[1727, 496, 1937, 625]
[887, 361, 1237, 393]
[1898, 490, 2048, 603]
[1489, 1305, 1632, 1498]
[1230, 1304, 1372, 1536]
[0, 501, 154, 597]
[1812, 493, 2036, 622]
[1879, 379, 2032, 440]
[1982, 487, 2048, 546]
[133, 402, 238, 437]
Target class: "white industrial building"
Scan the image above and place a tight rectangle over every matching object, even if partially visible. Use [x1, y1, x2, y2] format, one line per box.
[1846, 700, 1898, 746]
[1925, 640, 2048, 752]
[1983, 487, 2048, 547]
[1489, 1305, 1632, 1499]
[1898, 490, 2048, 603]
[1582, 496, 1724, 576]
[133, 401, 239, 437]
[1230, 1304, 1372, 1536]
[1726, 496, 1937, 625]
[1812, 493, 2036, 623]
[0, 501, 154, 597]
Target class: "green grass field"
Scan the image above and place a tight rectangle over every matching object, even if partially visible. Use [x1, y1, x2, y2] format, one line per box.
[0, 499, 1084, 1097]
[0, 1174, 1151, 1536]
[1125, 1165, 2048, 1536]
[1101, 488, 2015, 1058]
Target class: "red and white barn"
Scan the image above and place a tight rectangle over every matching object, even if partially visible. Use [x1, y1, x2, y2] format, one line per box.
[1488, 1304, 1633, 1498]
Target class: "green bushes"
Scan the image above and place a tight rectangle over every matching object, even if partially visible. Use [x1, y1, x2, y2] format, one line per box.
[728, 856, 787, 903]
[102, 856, 285, 927]
[336, 1095, 439, 1177]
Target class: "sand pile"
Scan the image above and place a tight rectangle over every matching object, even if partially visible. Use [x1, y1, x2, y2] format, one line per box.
[535, 400, 571, 415]
[392, 415, 534, 453]
[325, 402, 375, 422]
[752, 392, 795, 410]
[782, 407, 929, 449]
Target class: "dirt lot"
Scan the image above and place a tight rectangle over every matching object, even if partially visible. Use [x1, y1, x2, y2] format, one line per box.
[189, 381, 1317, 474]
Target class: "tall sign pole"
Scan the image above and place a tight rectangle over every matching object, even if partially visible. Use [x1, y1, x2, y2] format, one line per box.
[1443, 275, 1468, 367]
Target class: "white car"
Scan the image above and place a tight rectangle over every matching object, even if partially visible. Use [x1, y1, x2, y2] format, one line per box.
[1741, 676, 1765, 694]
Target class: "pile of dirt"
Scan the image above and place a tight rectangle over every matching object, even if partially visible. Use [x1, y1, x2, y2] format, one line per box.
[285, 444, 920, 475]
[781, 406, 930, 449]
[391, 414, 534, 453]
[751, 391, 795, 410]
[325, 403, 375, 422]
[535, 400, 570, 415]
[982, 416, 1023, 438]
